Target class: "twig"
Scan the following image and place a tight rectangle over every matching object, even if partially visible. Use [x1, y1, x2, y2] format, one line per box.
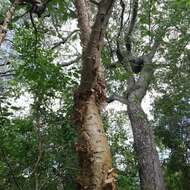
[0, 61, 11, 67]
[12, 9, 30, 22]
[0, 70, 14, 77]
[117, 0, 125, 39]
[60, 56, 81, 67]
[0, 0, 20, 45]
[51, 30, 79, 50]
[125, 0, 139, 42]
[29, 11, 38, 64]
[90, 0, 99, 5]
[107, 94, 127, 105]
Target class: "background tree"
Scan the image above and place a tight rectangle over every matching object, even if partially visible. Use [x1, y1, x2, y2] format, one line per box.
[152, 7, 190, 188]
[105, 0, 190, 189]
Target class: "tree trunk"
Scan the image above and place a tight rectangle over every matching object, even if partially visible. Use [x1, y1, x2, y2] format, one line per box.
[0, 0, 19, 45]
[75, 94, 116, 190]
[74, 0, 116, 189]
[127, 97, 165, 190]
[114, 0, 166, 186]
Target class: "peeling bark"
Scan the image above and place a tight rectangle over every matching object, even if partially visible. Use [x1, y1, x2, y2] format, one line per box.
[75, 94, 117, 190]
[74, 0, 117, 189]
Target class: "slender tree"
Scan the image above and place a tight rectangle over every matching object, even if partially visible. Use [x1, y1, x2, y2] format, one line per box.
[108, 0, 166, 189]
[73, 0, 117, 189]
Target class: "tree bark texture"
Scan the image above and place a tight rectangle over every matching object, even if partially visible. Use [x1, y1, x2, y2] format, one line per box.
[126, 61, 166, 190]
[74, 0, 117, 189]
[127, 101, 165, 190]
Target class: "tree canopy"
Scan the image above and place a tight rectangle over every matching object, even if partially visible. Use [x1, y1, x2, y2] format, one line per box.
[0, 0, 189, 190]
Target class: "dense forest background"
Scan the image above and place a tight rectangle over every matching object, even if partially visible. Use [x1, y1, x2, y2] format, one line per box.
[0, 0, 190, 190]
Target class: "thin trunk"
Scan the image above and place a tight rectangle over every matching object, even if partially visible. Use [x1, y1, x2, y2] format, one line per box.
[127, 101, 165, 190]
[35, 174, 39, 190]
[0, 0, 19, 45]
[74, 0, 116, 189]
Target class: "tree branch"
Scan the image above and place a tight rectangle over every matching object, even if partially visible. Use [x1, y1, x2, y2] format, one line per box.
[116, 0, 139, 73]
[134, 27, 168, 97]
[117, 0, 125, 39]
[74, 0, 92, 47]
[0, 61, 11, 67]
[86, 0, 116, 53]
[12, 9, 30, 22]
[0, 70, 14, 77]
[59, 56, 81, 67]
[125, 0, 139, 46]
[107, 94, 127, 105]
[90, 0, 99, 5]
[105, 33, 115, 61]
[0, 0, 20, 45]
[76, 0, 116, 90]
[146, 27, 166, 60]
[51, 30, 79, 50]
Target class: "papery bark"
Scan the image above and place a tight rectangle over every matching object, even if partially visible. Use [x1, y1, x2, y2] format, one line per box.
[74, 0, 117, 189]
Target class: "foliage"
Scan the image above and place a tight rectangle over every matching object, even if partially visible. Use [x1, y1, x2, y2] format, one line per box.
[0, 13, 79, 189]
[0, 0, 190, 189]
[103, 110, 139, 190]
[153, 59, 190, 190]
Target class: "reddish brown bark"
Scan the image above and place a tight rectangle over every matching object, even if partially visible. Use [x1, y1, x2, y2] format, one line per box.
[74, 0, 117, 189]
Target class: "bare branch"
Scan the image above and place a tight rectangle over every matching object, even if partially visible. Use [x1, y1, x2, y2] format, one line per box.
[116, 0, 138, 73]
[147, 40, 160, 60]
[0, 70, 14, 77]
[90, 0, 99, 5]
[76, 0, 116, 90]
[30, 140, 43, 177]
[107, 94, 127, 105]
[51, 17, 64, 40]
[0, 61, 11, 67]
[125, 0, 139, 43]
[30, 97, 46, 177]
[51, 30, 79, 50]
[105, 33, 115, 61]
[117, 0, 125, 39]
[60, 56, 81, 67]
